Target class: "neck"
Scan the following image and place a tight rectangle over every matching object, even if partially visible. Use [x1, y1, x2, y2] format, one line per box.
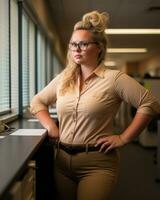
[80, 64, 97, 81]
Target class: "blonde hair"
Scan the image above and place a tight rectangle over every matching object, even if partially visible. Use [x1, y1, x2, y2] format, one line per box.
[59, 11, 109, 95]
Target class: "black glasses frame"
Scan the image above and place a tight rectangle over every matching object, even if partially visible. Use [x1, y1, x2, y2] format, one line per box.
[68, 41, 98, 51]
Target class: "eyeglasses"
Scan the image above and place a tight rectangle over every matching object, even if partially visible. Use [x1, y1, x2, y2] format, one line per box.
[68, 41, 98, 51]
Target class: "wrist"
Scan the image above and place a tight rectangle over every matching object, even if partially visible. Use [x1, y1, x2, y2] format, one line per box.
[46, 124, 59, 138]
[119, 134, 128, 145]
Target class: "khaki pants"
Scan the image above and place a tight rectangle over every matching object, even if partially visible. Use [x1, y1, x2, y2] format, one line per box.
[54, 148, 120, 200]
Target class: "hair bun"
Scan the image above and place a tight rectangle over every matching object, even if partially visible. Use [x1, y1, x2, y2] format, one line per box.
[82, 11, 109, 32]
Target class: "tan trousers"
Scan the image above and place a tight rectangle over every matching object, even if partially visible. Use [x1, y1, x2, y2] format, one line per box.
[54, 148, 120, 200]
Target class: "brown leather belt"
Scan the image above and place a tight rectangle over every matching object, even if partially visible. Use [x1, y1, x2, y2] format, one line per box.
[55, 142, 100, 155]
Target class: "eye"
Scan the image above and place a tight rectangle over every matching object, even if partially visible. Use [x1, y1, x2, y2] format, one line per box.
[79, 42, 88, 48]
[71, 42, 77, 47]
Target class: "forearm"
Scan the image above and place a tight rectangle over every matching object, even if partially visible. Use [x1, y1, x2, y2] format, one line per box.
[35, 110, 59, 139]
[120, 112, 153, 144]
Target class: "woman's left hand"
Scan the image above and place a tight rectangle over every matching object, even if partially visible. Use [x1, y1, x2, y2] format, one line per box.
[95, 135, 125, 153]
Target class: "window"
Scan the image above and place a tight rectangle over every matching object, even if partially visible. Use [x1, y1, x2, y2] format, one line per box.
[37, 30, 46, 92]
[0, 0, 10, 114]
[21, 10, 36, 110]
[46, 40, 53, 83]
[11, 0, 19, 114]
[0, 0, 63, 119]
[22, 11, 30, 108]
[29, 20, 36, 101]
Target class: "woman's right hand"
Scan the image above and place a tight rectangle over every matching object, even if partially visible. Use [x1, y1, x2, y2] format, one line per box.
[35, 110, 60, 140]
[47, 124, 59, 140]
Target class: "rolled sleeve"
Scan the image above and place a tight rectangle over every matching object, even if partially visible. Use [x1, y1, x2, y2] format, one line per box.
[30, 75, 60, 115]
[114, 72, 160, 116]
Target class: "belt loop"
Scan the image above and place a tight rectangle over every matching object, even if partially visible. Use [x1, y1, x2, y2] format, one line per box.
[54, 140, 60, 160]
[85, 144, 89, 154]
[57, 140, 60, 150]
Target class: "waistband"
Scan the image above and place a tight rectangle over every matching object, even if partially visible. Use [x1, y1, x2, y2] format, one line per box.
[55, 141, 100, 155]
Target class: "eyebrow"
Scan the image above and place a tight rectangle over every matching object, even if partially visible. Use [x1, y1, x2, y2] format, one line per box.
[70, 40, 93, 43]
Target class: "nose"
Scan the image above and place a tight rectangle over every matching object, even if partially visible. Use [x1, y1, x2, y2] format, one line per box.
[75, 47, 81, 52]
[75, 44, 81, 52]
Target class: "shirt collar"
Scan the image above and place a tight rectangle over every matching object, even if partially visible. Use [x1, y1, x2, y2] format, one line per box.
[93, 63, 107, 78]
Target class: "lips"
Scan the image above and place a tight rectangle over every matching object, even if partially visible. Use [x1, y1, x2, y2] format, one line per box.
[74, 54, 82, 58]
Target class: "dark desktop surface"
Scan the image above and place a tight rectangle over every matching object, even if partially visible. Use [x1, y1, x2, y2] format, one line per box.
[0, 118, 55, 199]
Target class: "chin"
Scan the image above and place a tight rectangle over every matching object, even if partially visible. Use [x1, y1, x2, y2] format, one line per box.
[74, 59, 83, 65]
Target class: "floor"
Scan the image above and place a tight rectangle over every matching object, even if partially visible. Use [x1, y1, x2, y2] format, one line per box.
[112, 142, 160, 200]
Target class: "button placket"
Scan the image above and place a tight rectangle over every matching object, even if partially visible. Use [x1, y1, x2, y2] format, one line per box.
[84, 80, 88, 85]
[70, 96, 80, 140]
[70, 79, 81, 141]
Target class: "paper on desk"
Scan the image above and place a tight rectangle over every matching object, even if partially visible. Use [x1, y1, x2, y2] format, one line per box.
[0, 136, 5, 139]
[49, 108, 57, 113]
[50, 114, 58, 118]
[28, 114, 58, 123]
[28, 118, 39, 122]
[10, 129, 46, 136]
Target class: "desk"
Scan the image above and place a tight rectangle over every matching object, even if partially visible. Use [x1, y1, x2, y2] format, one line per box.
[0, 130, 47, 199]
[0, 119, 56, 199]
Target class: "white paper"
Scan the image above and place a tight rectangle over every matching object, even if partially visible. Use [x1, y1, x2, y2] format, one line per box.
[28, 119, 39, 122]
[28, 114, 58, 123]
[10, 129, 46, 136]
[50, 114, 58, 118]
[0, 136, 5, 139]
[49, 108, 57, 113]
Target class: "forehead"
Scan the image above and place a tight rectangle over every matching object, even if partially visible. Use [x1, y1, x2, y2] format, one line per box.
[71, 30, 93, 41]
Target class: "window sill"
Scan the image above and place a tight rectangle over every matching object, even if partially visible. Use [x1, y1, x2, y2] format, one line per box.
[0, 113, 19, 123]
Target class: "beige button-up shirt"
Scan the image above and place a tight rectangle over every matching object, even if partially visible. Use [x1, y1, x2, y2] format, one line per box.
[30, 64, 160, 144]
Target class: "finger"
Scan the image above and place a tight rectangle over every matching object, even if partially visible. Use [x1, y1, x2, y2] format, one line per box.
[95, 137, 109, 147]
[104, 144, 114, 153]
[99, 141, 110, 152]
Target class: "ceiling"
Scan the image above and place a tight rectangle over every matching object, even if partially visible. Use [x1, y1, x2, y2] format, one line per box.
[47, 0, 160, 66]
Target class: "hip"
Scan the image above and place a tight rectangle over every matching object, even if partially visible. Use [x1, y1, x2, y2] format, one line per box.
[54, 142, 120, 172]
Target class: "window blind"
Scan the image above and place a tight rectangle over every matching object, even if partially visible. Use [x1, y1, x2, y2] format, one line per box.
[0, 0, 10, 114]
[29, 20, 36, 101]
[22, 11, 29, 108]
[11, 0, 19, 114]
[37, 30, 46, 92]
[46, 41, 52, 83]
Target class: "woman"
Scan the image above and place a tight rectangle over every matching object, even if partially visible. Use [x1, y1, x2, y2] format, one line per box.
[30, 11, 160, 200]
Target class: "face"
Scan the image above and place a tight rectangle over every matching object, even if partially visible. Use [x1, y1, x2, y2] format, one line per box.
[69, 30, 101, 66]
